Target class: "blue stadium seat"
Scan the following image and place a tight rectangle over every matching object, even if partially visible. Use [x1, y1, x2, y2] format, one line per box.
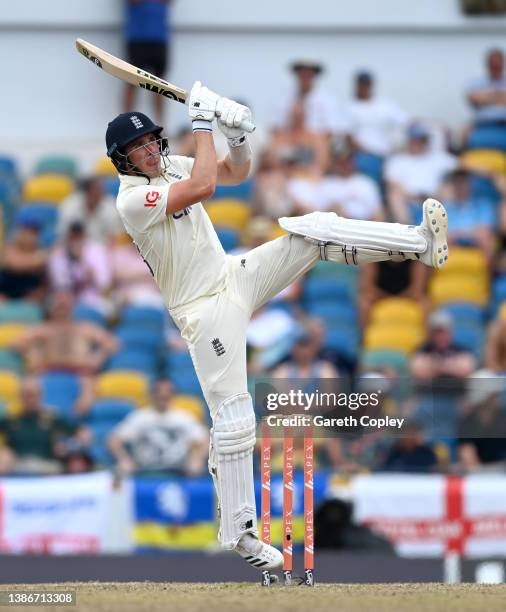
[212, 179, 253, 201]
[468, 126, 506, 152]
[73, 303, 107, 327]
[441, 303, 484, 326]
[216, 227, 240, 252]
[306, 301, 357, 326]
[470, 174, 501, 205]
[103, 176, 120, 197]
[452, 323, 484, 358]
[354, 151, 383, 185]
[15, 204, 59, 247]
[106, 349, 158, 376]
[167, 351, 194, 371]
[304, 277, 354, 303]
[324, 326, 360, 363]
[0, 156, 17, 178]
[87, 398, 135, 425]
[120, 305, 165, 330]
[40, 372, 81, 419]
[116, 326, 163, 351]
[88, 421, 116, 466]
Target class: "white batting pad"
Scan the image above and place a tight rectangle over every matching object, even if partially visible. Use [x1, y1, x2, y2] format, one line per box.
[209, 393, 258, 549]
[279, 212, 427, 264]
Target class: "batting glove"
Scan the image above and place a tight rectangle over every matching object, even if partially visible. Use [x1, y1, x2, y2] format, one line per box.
[216, 98, 252, 141]
[188, 81, 221, 123]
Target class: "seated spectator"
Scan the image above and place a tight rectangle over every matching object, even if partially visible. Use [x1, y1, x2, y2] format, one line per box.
[318, 148, 384, 220]
[0, 220, 48, 302]
[49, 221, 112, 315]
[359, 258, 428, 325]
[253, 149, 292, 218]
[410, 310, 477, 439]
[285, 148, 324, 215]
[108, 379, 208, 477]
[111, 234, 164, 309]
[0, 376, 90, 475]
[457, 370, 506, 471]
[466, 48, 506, 130]
[345, 70, 409, 158]
[376, 421, 438, 473]
[58, 176, 123, 244]
[270, 101, 329, 176]
[441, 169, 496, 262]
[12, 291, 118, 414]
[272, 59, 345, 137]
[485, 305, 506, 373]
[385, 124, 457, 223]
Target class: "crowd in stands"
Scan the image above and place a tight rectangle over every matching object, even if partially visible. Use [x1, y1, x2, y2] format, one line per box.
[0, 48, 506, 478]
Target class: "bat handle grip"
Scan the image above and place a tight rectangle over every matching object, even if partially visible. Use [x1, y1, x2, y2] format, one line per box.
[240, 119, 256, 133]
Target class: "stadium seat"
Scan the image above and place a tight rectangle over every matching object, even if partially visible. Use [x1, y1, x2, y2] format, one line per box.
[492, 277, 506, 310]
[73, 303, 107, 327]
[361, 348, 409, 374]
[0, 156, 18, 178]
[22, 174, 74, 204]
[216, 227, 240, 252]
[441, 302, 484, 326]
[106, 349, 158, 377]
[370, 298, 424, 328]
[88, 421, 116, 466]
[34, 155, 78, 179]
[461, 149, 506, 175]
[40, 372, 81, 419]
[120, 305, 165, 330]
[306, 301, 357, 326]
[354, 151, 383, 185]
[172, 394, 206, 422]
[324, 326, 360, 363]
[167, 351, 194, 371]
[467, 127, 506, 152]
[212, 179, 253, 201]
[116, 326, 163, 351]
[87, 398, 135, 424]
[94, 156, 117, 176]
[364, 324, 425, 354]
[0, 300, 42, 324]
[0, 323, 29, 348]
[470, 174, 501, 205]
[304, 277, 354, 303]
[103, 176, 120, 197]
[171, 370, 202, 396]
[15, 204, 59, 247]
[0, 349, 24, 374]
[430, 275, 489, 307]
[452, 323, 484, 358]
[438, 247, 487, 277]
[206, 199, 251, 231]
[95, 371, 150, 407]
[0, 371, 21, 416]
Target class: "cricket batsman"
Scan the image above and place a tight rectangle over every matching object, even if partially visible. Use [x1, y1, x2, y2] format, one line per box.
[105, 82, 448, 573]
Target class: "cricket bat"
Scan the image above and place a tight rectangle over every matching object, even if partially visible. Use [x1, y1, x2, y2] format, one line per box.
[75, 38, 255, 133]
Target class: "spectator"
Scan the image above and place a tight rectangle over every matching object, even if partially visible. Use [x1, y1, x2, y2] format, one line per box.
[359, 258, 428, 325]
[457, 370, 506, 471]
[108, 379, 208, 477]
[0, 220, 48, 302]
[345, 70, 409, 158]
[410, 310, 477, 439]
[272, 60, 344, 136]
[111, 234, 165, 309]
[58, 177, 123, 245]
[12, 291, 118, 415]
[317, 148, 384, 220]
[49, 221, 112, 315]
[0, 376, 90, 475]
[377, 421, 438, 473]
[485, 305, 506, 373]
[270, 101, 329, 176]
[385, 124, 457, 223]
[253, 149, 293, 218]
[62, 448, 95, 474]
[284, 148, 324, 216]
[442, 169, 495, 262]
[123, 0, 174, 124]
[466, 48, 506, 129]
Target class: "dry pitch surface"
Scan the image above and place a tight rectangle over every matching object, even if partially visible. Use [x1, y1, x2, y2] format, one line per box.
[2, 583, 506, 612]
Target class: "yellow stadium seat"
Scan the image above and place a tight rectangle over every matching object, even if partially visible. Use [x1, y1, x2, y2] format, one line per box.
[364, 324, 425, 354]
[370, 298, 424, 327]
[23, 173, 74, 204]
[172, 394, 206, 423]
[438, 247, 488, 278]
[429, 275, 489, 306]
[460, 149, 506, 175]
[0, 371, 21, 416]
[95, 156, 117, 177]
[0, 324, 29, 349]
[269, 223, 287, 241]
[206, 199, 252, 231]
[95, 371, 149, 407]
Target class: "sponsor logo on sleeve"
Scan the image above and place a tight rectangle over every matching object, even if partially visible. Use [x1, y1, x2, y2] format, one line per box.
[145, 191, 160, 207]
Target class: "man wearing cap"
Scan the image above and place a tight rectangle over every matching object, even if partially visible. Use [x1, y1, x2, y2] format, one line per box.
[271, 59, 345, 135]
[104, 81, 450, 577]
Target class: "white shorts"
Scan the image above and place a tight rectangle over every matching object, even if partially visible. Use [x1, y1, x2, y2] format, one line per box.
[170, 235, 319, 418]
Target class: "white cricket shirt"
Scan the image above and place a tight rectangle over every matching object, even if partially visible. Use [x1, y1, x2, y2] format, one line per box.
[116, 155, 227, 310]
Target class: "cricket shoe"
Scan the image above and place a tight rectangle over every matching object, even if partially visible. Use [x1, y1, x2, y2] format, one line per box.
[235, 533, 283, 571]
[417, 198, 449, 269]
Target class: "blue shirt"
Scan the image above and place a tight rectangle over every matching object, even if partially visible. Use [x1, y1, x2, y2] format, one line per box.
[125, 1, 170, 43]
[409, 198, 495, 237]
